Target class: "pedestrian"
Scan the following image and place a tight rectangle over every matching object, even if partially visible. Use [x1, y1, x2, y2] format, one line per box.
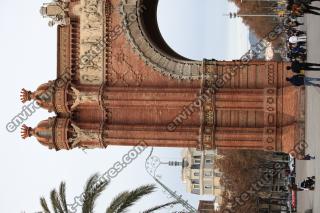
[291, 3, 304, 16]
[287, 28, 305, 36]
[291, 46, 306, 55]
[286, 75, 320, 87]
[288, 184, 306, 191]
[300, 154, 316, 160]
[289, 35, 307, 44]
[301, 3, 320, 15]
[295, 0, 320, 4]
[286, 75, 304, 86]
[285, 20, 304, 27]
[287, 61, 305, 73]
[300, 176, 315, 190]
[291, 51, 307, 61]
[287, 61, 320, 72]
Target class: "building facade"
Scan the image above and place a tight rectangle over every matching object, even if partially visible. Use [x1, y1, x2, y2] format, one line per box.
[182, 148, 223, 207]
[20, 0, 305, 153]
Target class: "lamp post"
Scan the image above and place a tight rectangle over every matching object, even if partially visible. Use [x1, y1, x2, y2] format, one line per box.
[224, 12, 279, 18]
[241, 0, 278, 2]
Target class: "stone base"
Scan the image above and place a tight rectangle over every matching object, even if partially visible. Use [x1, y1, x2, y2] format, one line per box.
[277, 87, 305, 154]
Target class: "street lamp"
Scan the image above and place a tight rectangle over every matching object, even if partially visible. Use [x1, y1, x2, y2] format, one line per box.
[224, 11, 279, 18]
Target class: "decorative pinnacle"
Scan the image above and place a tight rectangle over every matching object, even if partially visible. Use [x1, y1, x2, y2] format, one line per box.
[21, 124, 33, 139]
[20, 89, 32, 103]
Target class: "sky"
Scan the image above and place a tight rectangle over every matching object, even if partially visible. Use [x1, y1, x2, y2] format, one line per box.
[0, 0, 249, 212]
[157, 0, 250, 60]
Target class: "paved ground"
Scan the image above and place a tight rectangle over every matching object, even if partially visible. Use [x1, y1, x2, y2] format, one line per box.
[296, 3, 320, 212]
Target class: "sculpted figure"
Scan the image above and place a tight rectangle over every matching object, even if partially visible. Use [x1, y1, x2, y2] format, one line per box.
[84, 0, 103, 16]
[69, 123, 100, 148]
[70, 87, 99, 110]
[81, 74, 101, 84]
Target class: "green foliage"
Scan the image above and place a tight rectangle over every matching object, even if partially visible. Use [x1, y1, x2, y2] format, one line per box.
[82, 174, 109, 213]
[38, 174, 176, 213]
[109, 185, 156, 213]
[142, 201, 179, 213]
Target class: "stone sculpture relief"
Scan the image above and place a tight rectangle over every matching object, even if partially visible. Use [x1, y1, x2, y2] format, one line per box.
[69, 123, 100, 148]
[78, 0, 105, 85]
[70, 87, 99, 110]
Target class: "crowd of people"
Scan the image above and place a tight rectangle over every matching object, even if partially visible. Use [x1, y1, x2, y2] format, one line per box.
[289, 176, 316, 191]
[284, 1, 319, 196]
[284, 0, 320, 87]
[288, 154, 316, 192]
[288, 0, 320, 16]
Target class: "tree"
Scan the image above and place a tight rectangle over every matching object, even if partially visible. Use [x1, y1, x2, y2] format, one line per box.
[215, 150, 276, 212]
[230, 0, 284, 45]
[39, 173, 178, 213]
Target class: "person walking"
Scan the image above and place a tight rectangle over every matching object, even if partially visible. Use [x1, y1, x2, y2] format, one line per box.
[285, 20, 304, 27]
[300, 176, 315, 190]
[287, 52, 306, 61]
[300, 154, 316, 160]
[291, 3, 304, 16]
[286, 74, 320, 87]
[287, 28, 306, 36]
[296, 0, 320, 4]
[301, 3, 320, 15]
[288, 183, 311, 191]
[291, 3, 320, 15]
[291, 46, 306, 55]
[289, 35, 307, 44]
[287, 61, 320, 72]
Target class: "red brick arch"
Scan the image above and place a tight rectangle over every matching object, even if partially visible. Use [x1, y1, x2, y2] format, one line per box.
[21, 0, 305, 153]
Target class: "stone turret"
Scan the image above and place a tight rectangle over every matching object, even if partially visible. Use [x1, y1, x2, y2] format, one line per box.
[20, 79, 72, 114]
[20, 81, 55, 112]
[21, 117, 72, 150]
[21, 119, 56, 150]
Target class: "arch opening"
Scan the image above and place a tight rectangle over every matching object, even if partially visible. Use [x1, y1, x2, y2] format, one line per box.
[138, 0, 191, 61]
[156, 0, 251, 61]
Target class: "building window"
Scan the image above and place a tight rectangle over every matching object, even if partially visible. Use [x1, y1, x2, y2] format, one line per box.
[215, 172, 222, 177]
[205, 185, 212, 189]
[193, 184, 200, 189]
[194, 172, 200, 177]
[205, 159, 213, 164]
[191, 164, 200, 169]
[204, 171, 212, 177]
[194, 159, 201, 164]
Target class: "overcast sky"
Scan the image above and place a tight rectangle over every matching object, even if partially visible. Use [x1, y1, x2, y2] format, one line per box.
[157, 0, 250, 60]
[0, 0, 249, 212]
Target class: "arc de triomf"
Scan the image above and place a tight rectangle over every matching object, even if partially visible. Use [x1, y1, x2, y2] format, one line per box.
[20, 0, 305, 153]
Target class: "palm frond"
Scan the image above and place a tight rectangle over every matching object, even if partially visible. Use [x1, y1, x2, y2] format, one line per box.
[82, 173, 109, 213]
[50, 189, 64, 213]
[40, 197, 51, 213]
[59, 182, 69, 213]
[115, 184, 156, 213]
[105, 191, 129, 213]
[142, 201, 180, 213]
[81, 173, 99, 213]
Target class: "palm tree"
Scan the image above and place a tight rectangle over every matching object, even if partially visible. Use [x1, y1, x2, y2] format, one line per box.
[141, 201, 179, 213]
[39, 173, 178, 213]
